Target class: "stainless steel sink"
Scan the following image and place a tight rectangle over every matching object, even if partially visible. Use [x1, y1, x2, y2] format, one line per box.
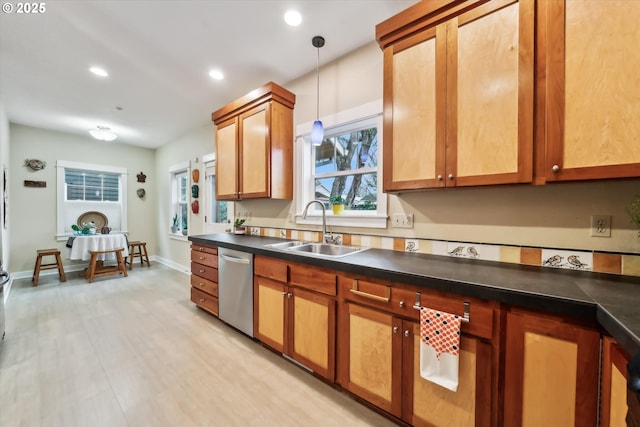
[265, 241, 368, 258]
[265, 241, 307, 249]
[287, 243, 368, 258]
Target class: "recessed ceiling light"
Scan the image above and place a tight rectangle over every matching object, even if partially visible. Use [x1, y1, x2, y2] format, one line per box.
[284, 10, 302, 27]
[89, 67, 109, 77]
[209, 69, 224, 80]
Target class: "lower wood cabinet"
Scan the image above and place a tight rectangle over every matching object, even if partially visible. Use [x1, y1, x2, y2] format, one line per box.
[190, 244, 218, 316]
[601, 336, 631, 427]
[503, 308, 600, 427]
[254, 256, 336, 381]
[338, 275, 497, 426]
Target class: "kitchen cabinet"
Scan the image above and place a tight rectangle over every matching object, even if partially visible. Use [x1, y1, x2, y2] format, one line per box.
[377, 0, 534, 192]
[337, 275, 497, 425]
[190, 244, 218, 316]
[503, 307, 600, 427]
[253, 256, 336, 380]
[541, 0, 640, 182]
[601, 336, 631, 427]
[211, 81, 295, 200]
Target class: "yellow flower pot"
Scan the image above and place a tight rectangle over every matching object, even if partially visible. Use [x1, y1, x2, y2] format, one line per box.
[332, 204, 345, 215]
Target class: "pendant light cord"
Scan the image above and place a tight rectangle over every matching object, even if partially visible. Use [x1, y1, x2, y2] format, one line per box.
[316, 45, 320, 121]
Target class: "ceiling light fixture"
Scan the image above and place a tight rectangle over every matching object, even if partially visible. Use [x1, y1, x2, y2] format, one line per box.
[284, 10, 302, 26]
[209, 69, 224, 80]
[311, 35, 325, 146]
[89, 67, 108, 77]
[89, 126, 118, 141]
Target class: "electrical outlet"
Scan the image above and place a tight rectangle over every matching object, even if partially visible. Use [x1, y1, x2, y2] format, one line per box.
[391, 213, 413, 228]
[590, 215, 611, 237]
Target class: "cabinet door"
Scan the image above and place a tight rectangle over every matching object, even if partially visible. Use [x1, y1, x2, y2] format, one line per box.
[452, 0, 533, 186]
[342, 303, 402, 417]
[503, 310, 600, 427]
[382, 24, 447, 192]
[254, 276, 286, 353]
[289, 287, 336, 381]
[544, 0, 640, 181]
[601, 336, 630, 427]
[239, 104, 269, 198]
[215, 117, 239, 200]
[402, 321, 491, 427]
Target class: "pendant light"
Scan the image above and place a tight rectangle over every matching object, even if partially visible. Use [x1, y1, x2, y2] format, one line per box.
[311, 35, 325, 146]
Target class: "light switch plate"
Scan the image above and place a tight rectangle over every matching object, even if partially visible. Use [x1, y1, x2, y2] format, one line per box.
[391, 213, 413, 228]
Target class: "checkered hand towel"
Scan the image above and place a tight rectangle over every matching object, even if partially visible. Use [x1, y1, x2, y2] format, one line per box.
[419, 307, 462, 391]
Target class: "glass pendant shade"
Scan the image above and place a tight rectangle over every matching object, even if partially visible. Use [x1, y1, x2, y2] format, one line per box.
[311, 120, 324, 146]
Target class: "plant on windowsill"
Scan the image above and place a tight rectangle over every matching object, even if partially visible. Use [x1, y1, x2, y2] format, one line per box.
[234, 218, 247, 235]
[626, 195, 640, 238]
[330, 196, 346, 215]
[182, 216, 188, 236]
[171, 214, 178, 234]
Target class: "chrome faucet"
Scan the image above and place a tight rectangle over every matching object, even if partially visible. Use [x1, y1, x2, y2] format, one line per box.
[302, 200, 327, 244]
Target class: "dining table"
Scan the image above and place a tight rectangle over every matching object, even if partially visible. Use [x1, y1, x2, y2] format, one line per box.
[67, 233, 129, 261]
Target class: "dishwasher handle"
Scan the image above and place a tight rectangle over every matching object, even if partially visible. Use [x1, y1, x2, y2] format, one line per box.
[220, 254, 251, 265]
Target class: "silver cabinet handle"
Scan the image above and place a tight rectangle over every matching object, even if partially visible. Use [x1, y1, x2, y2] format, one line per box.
[404, 330, 410, 337]
[220, 254, 250, 264]
[399, 301, 405, 308]
[552, 164, 560, 173]
[437, 174, 443, 181]
[392, 326, 399, 334]
[448, 174, 454, 180]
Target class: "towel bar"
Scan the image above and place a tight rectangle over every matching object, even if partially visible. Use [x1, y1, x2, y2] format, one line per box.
[412, 292, 470, 323]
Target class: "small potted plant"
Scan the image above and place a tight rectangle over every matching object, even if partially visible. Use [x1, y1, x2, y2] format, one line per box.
[330, 196, 346, 215]
[171, 214, 179, 234]
[626, 195, 640, 238]
[234, 218, 247, 234]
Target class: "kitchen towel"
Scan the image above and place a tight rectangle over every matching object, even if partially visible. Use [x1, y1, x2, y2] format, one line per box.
[419, 307, 462, 392]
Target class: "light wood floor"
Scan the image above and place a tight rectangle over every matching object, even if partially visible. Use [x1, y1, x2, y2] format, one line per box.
[0, 265, 396, 427]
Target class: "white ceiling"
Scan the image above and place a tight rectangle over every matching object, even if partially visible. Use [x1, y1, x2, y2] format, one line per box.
[0, 0, 417, 149]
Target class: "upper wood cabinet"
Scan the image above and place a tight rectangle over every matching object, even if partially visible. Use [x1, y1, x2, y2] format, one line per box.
[541, 0, 640, 182]
[211, 82, 295, 200]
[377, 0, 534, 192]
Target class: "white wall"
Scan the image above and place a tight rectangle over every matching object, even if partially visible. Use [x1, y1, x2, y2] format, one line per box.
[8, 124, 155, 272]
[240, 42, 640, 254]
[154, 122, 215, 271]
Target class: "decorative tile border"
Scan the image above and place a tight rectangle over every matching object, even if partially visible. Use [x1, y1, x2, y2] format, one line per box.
[250, 227, 640, 279]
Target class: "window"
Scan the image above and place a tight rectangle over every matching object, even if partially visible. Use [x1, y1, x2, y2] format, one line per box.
[296, 101, 387, 228]
[170, 162, 189, 235]
[202, 153, 233, 233]
[56, 160, 128, 239]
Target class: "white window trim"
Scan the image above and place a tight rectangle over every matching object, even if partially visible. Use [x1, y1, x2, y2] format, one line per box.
[202, 152, 234, 231]
[295, 100, 387, 229]
[169, 161, 190, 240]
[55, 160, 128, 240]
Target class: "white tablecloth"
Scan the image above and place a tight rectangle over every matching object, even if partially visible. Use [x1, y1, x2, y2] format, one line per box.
[67, 234, 129, 261]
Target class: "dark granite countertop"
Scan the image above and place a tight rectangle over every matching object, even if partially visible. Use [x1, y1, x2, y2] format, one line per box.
[189, 233, 640, 357]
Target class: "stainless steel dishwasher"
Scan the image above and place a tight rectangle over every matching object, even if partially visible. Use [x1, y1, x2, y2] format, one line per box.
[217, 248, 254, 337]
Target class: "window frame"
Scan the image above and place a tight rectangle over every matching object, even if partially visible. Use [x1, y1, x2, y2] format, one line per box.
[169, 162, 189, 237]
[55, 160, 128, 240]
[202, 152, 234, 233]
[295, 100, 387, 229]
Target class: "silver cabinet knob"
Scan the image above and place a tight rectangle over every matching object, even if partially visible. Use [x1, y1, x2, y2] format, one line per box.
[437, 174, 443, 181]
[399, 301, 405, 308]
[281, 292, 287, 296]
[287, 293, 292, 299]
[552, 164, 560, 173]
[448, 174, 454, 180]
[392, 326, 399, 334]
[404, 330, 410, 337]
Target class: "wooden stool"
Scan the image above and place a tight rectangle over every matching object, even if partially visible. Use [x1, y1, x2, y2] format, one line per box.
[128, 241, 150, 270]
[87, 248, 128, 283]
[32, 249, 66, 286]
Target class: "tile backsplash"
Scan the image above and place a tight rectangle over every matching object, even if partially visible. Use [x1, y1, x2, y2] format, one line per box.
[251, 227, 640, 278]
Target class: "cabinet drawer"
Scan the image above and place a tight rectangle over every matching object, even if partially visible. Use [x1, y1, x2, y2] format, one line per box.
[191, 244, 217, 255]
[190, 274, 218, 297]
[255, 255, 288, 282]
[191, 287, 218, 316]
[340, 277, 418, 319]
[191, 250, 218, 268]
[289, 263, 337, 296]
[191, 262, 218, 283]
